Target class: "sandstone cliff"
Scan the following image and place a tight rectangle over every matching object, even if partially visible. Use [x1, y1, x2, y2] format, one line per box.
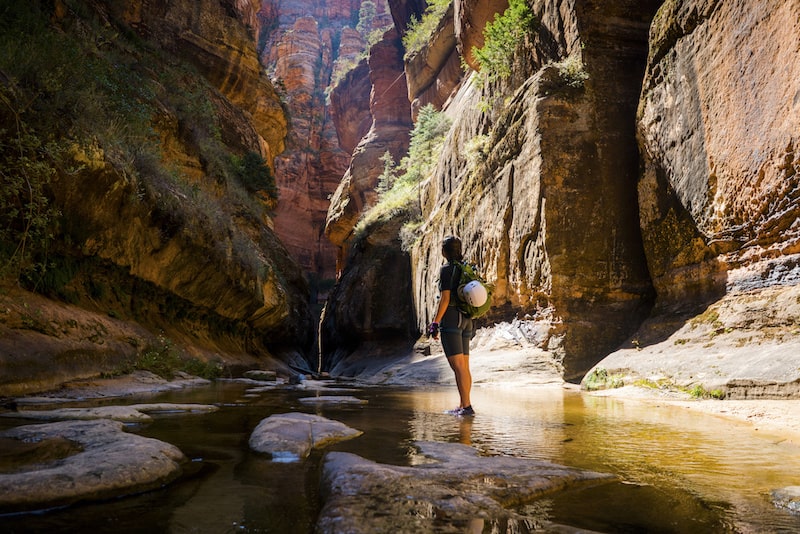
[257, 0, 395, 285]
[322, 0, 800, 393]
[0, 0, 312, 395]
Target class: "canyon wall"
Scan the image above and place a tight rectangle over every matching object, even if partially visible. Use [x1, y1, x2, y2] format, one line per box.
[638, 0, 800, 306]
[0, 0, 313, 395]
[257, 0, 396, 287]
[411, 0, 660, 381]
[322, 0, 800, 389]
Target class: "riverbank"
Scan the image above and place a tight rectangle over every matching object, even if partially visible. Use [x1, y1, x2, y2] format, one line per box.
[5, 316, 800, 450]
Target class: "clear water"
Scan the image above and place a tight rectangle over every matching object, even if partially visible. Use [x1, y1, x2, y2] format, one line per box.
[1, 381, 799, 533]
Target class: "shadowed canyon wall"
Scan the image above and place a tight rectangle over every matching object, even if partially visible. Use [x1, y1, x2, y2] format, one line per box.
[0, 0, 313, 394]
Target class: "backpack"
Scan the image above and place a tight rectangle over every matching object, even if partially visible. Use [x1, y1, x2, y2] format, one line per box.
[450, 261, 493, 319]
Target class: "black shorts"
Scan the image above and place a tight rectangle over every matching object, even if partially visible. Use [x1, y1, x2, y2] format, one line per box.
[440, 306, 473, 357]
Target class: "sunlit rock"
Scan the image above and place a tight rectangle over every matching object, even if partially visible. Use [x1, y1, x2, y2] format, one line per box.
[0, 420, 185, 513]
[248, 413, 362, 461]
[638, 0, 800, 306]
[317, 441, 614, 532]
[324, 28, 413, 251]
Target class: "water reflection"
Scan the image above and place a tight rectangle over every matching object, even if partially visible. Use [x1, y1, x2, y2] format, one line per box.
[0, 382, 798, 533]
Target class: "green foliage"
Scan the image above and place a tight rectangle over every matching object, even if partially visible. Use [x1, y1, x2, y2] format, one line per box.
[554, 54, 589, 88]
[356, 0, 377, 35]
[402, 0, 451, 59]
[472, 0, 536, 84]
[376, 151, 397, 194]
[234, 151, 278, 199]
[584, 367, 625, 391]
[0, 108, 61, 280]
[688, 384, 725, 400]
[400, 104, 452, 185]
[132, 333, 223, 380]
[354, 104, 451, 238]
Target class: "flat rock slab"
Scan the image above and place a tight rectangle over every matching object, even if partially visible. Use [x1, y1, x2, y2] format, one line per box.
[0, 419, 185, 513]
[249, 413, 362, 462]
[298, 396, 367, 405]
[1, 403, 219, 423]
[318, 441, 614, 533]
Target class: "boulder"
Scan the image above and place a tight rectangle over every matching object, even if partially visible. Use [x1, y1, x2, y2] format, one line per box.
[0, 420, 185, 513]
[248, 412, 362, 461]
[318, 441, 614, 532]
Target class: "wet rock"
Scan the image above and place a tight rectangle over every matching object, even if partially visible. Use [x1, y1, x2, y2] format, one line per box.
[298, 396, 367, 405]
[318, 441, 614, 532]
[248, 413, 362, 462]
[1, 403, 219, 423]
[773, 486, 800, 514]
[244, 370, 278, 381]
[0, 419, 185, 513]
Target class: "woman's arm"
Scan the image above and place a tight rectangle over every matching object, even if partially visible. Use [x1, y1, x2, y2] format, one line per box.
[434, 290, 450, 323]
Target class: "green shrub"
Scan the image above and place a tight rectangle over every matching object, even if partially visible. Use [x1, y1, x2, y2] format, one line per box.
[584, 367, 624, 391]
[402, 0, 451, 59]
[472, 0, 536, 84]
[234, 151, 278, 199]
[354, 104, 450, 238]
[133, 333, 223, 379]
[554, 54, 589, 88]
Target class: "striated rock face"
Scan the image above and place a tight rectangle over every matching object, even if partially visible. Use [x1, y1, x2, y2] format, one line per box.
[325, 28, 413, 251]
[0, 0, 315, 394]
[403, 3, 463, 117]
[455, 0, 508, 71]
[412, 0, 659, 381]
[258, 0, 364, 282]
[637, 0, 800, 308]
[329, 58, 373, 155]
[120, 0, 288, 160]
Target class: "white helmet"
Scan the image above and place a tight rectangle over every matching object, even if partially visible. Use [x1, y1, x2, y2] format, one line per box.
[460, 280, 488, 307]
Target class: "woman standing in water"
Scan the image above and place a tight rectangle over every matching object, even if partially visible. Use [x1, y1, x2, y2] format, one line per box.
[428, 235, 475, 416]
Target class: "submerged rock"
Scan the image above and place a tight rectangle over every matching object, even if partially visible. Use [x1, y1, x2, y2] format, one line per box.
[248, 413, 362, 462]
[773, 486, 800, 514]
[1, 403, 219, 423]
[318, 441, 614, 532]
[0, 419, 185, 513]
[298, 396, 367, 405]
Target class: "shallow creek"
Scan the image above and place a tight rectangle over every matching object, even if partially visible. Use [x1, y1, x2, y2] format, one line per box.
[1, 381, 799, 533]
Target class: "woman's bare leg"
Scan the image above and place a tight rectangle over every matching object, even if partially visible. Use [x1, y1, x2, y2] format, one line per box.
[447, 353, 472, 408]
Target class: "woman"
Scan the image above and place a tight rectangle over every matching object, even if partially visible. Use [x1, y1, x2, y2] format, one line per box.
[428, 235, 475, 416]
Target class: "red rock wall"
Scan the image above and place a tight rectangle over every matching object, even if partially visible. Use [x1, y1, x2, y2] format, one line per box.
[258, 0, 365, 282]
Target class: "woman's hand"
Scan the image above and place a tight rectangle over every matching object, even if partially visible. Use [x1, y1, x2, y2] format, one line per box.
[427, 322, 439, 339]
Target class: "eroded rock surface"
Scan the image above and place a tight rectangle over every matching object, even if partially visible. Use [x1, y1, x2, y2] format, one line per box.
[248, 412, 362, 461]
[0, 419, 185, 513]
[2, 403, 219, 423]
[318, 441, 614, 532]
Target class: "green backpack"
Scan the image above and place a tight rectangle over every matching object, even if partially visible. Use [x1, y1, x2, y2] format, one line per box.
[450, 261, 493, 319]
